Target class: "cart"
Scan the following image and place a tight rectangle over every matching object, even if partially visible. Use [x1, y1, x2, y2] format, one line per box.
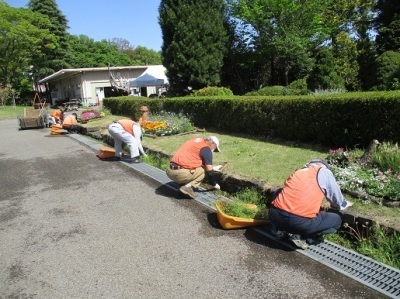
[17, 93, 47, 129]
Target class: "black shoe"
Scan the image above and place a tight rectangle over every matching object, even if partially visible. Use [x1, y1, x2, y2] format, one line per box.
[112, 156, 122, 161]
[306, 234, 324, 245]
[270, 224, 289, 240]
[126, 157, 141, 163]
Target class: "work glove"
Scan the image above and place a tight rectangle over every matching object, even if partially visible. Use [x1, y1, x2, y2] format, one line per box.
[213, 165, 223, 171]
[340, 201, 353, 210]
[213, 183, 221, 190]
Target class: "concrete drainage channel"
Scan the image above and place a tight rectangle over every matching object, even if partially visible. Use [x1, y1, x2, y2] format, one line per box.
[71, 134, 400, 299]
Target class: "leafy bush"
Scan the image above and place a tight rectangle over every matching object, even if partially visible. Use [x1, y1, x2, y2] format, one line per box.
[245, 85, 284, 96]
[192, 86, 233, 97]
[374, 51, 400, 90]
[283, 79, 311, 95]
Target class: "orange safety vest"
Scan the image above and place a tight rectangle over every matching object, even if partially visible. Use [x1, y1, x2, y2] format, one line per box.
[118, 119, 137, 135]
[272, 166, 325, 218]
[62, 114, 77, 127]
[51, 110, 63, 119]
[171, 137, 209, 169]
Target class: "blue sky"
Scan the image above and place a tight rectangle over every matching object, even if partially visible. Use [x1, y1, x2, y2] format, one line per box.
[5, 0, 163, 51]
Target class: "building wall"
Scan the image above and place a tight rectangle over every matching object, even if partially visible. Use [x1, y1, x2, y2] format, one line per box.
[44, 66, 162, 106]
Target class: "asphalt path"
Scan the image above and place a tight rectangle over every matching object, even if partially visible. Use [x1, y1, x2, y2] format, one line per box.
[0, 118, 385, 298]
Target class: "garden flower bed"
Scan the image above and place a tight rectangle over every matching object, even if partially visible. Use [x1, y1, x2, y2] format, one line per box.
[327, 143, 400, 207]
[141, 111, 196, 137]
[78, 108, 106, 123]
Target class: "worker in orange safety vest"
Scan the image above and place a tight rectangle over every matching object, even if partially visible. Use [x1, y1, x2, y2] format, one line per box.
[268, 158, 353, 249]
[166, 136, 223, 199]
[107, 119, 146, 163]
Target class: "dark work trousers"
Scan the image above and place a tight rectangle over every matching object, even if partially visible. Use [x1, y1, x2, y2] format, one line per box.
[268, 206, 342, 238]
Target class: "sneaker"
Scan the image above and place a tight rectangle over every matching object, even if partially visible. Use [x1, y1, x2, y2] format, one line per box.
[270, 224, 289, 240]
[306, 234, 324, 245]
[179, 185, 197, 199]
[113, 156, 122, 161]
[126, 157, 141, 163]
[289, 234, 309, 250]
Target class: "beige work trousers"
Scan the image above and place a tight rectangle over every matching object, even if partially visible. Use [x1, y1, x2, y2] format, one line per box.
[166, 166, 205, 188]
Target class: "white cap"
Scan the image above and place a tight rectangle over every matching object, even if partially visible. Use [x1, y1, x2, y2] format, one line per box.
[209, 136, 220, 152]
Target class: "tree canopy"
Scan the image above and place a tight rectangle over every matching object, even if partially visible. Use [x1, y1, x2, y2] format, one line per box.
[65, 35, 131, 68]
[0, 2, 57, 90]
[27, 0, 70, 77]
[159, 0, 228, 95]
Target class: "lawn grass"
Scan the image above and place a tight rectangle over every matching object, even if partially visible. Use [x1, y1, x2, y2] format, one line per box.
[0, 105, 34, 120]
[142, 131, 328, 187]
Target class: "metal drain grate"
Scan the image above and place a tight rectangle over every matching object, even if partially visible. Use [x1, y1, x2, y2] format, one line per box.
[72, 134, 400, 299]
[255, 229, 400, 299]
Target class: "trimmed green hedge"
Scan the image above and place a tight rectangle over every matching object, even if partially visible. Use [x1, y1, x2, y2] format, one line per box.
[104, 91, 400, 148]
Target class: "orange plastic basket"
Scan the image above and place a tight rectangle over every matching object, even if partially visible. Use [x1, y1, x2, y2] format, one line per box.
[216, 202, 269, 230]
[97, 147, 116, 159]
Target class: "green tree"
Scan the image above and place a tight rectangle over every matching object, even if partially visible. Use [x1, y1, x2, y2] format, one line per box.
[107, 38, 162, 65]
[0, 2, 57, 90]
[27, 0, 70, 77]
[159, 0, 228, 95]
[228, 0, 329, 87]
[333, 31, 360, 90]
[65, 35, 131, 68]
[374, 0, 400, 54]
[374, 50, 400, 90]
[123, 46, 162, 65]
[307, 48, 345, 91]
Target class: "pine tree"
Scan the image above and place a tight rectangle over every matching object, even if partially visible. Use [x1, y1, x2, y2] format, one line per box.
[159, 0, 228, 95]
[27, 0, 70, 77]
[374, 0, 400, 54]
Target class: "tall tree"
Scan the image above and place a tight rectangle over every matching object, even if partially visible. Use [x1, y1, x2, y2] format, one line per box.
[307, 48, 344, 91]
[107, 38, 162, 65]
[65, 35, 131, 68]
[27, 0, 70, 77]
[374, 0, 400, 54]
[159, 0, 228, 95]
[228, 0, 329, 87]
[0, 2, 57, 91]
[123, 46, 162, 66]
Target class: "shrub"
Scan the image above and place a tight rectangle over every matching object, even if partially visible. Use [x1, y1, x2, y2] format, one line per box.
[374, 51, 400, 90]
[245, 85, 284, 96]
[283, 79, 311, 96]
[192, 86, 233, 97]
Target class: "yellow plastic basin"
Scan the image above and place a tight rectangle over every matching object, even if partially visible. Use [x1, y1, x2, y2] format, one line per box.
[216, 202, 269, 230]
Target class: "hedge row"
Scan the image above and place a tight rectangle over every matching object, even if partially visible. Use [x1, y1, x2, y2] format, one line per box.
[104, 91, 400, 148]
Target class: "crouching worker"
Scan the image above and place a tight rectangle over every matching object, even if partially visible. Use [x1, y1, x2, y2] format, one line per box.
[107, 119, 146, 163]
[166, 136, 222, 199]
[268, 158, 353, 250]
[62, 113, 82, 133]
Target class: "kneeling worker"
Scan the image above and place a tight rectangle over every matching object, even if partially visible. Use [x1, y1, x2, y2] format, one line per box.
[166, 136, 222, 199]
[108, 119, 146, 163]
[268, 158, 353, 249]
[62, 113, 81, 133]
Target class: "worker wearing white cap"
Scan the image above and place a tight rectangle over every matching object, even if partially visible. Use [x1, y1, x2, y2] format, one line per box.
[166, 136, 222, 199]
[108, 119, 146, 163]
